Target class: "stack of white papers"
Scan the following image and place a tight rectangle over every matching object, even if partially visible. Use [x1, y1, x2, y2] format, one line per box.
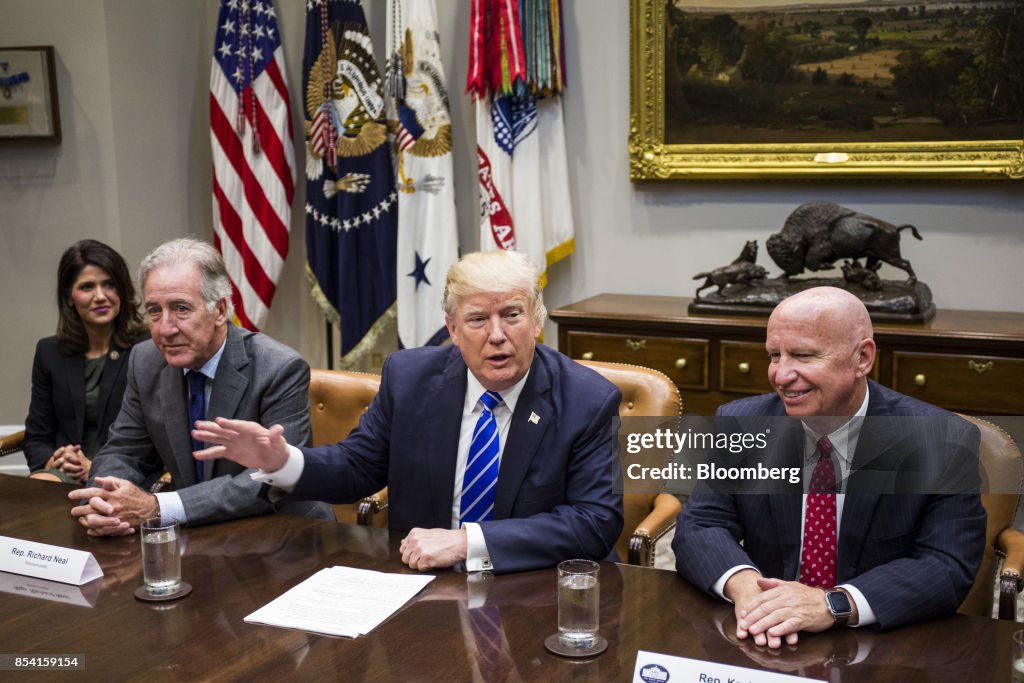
[245, 566, 435, 638]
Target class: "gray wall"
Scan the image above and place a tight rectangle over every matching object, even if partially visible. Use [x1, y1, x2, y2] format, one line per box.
[1, 0, 1022, 426]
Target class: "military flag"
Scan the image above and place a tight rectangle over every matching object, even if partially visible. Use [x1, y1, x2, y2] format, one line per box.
[304, 0, 398, 367]
[468, 0, 574, 287]
[386, 0, 460, 349]
[210, 0, 295, 331]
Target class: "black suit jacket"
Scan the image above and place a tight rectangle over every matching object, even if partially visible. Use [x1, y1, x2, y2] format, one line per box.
[674, 381, 986, 630]
[24, 335, 141, 472]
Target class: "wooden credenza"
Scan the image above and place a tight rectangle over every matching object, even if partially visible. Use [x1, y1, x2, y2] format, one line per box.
[551, 294, 1024, 416]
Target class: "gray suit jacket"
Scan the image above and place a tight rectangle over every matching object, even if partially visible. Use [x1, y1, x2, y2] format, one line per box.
[90, 324, 331, 524]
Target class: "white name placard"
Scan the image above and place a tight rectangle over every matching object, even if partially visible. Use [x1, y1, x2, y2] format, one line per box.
[0, 535, 104, 586]
[634, 650, 820, 683]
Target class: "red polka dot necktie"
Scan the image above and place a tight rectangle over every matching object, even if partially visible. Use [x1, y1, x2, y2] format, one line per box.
[800, 436, 837, 589]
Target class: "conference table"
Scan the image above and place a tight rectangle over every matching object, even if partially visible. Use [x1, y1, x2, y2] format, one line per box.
[0, 474, 1016, 681]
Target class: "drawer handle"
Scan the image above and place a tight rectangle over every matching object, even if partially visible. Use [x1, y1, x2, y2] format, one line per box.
[738, 362, 750, 374]
[915, 374, 926, 387]
[968, 360, 993, 375]
[625, 338, 646, 352]
[581, 351, 594, 361]
[675, 358, 687, 369]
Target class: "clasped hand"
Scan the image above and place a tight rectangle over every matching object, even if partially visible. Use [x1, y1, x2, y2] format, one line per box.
[727, 571, 835, 649]
[49, 444, 92, 483]
[67, 476, 159, 536]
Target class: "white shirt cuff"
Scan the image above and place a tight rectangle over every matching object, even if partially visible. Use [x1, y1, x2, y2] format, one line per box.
[154, 491, 187, 523]
[712, 565, 760, 601]
[249, 444, 304, 492]
[463, 522, 493, 572]
[838, 583, 877, 627]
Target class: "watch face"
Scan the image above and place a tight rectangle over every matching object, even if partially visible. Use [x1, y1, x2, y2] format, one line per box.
[827, 590, 852, 615]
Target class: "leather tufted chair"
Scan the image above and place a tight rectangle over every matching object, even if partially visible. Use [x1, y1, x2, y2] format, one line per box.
[308, 369, 388, 526]
[956, 414, 1024, 620]
[577, 359, 683, 566]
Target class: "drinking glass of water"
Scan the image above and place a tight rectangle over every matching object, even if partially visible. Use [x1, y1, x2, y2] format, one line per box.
[557, 559, 600, 649]
[140, 517, 181, 596]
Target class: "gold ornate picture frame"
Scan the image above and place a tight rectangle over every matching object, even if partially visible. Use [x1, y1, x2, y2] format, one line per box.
[629, 0, 1023, 180]
[0, 46, 61, 144]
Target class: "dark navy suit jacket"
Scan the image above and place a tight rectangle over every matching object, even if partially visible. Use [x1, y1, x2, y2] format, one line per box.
[293, 343, 624, 573]
[674, 380, 986, 630]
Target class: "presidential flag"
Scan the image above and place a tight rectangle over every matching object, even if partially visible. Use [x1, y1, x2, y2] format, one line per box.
[468, 0, 574, 287]
[386, 0, 460, 349]
[210, 0, 295, 331]
[304, 0, 398, 367]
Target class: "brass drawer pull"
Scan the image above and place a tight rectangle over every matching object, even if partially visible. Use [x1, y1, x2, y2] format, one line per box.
[581, 351, 594, 361]
[625, 338, 646, 352]
[738, 362, 750, 374]
[675, 358, 687, 369]
[968, 360, 993, 375]
[915, 374, 926, 387]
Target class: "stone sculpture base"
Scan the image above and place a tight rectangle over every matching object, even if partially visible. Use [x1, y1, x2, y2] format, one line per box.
[689, 278, 935, 323]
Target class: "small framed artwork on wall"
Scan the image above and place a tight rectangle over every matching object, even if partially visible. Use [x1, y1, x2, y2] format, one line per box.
[0, 46, 61, 144]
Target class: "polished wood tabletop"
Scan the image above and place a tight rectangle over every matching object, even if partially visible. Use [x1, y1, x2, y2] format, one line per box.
[0, 474, 1016, 682]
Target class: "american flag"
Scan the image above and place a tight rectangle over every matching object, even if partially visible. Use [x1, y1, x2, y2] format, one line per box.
[210, 0, 295, 331]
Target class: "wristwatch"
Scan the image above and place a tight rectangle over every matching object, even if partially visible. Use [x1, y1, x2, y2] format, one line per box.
[825, 588, 853, 627]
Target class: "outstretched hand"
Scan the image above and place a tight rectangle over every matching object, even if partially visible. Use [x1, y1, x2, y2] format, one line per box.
[191, 418, 290, 472]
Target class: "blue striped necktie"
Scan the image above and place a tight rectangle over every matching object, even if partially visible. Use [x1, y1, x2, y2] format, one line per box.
[460, 391, 502, 524]
[187, 371, 206, 484]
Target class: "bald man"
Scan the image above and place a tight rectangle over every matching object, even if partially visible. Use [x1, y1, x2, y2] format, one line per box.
[674, 287, 985, 646]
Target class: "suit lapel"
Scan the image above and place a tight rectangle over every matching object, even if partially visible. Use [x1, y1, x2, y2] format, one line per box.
[205, 326, 249, 481]
[158, 365, 193, 486]
[96, 345, 127, 430]
[838, 383, 894, 581]
[494, 350, 552, 519]
[765, 418, 804, 580]
[423, 349, 467, 527]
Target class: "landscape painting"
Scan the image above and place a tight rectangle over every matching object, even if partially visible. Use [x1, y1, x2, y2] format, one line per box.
[665, 0, 1023, 144]
[629, 0, 1024, 180]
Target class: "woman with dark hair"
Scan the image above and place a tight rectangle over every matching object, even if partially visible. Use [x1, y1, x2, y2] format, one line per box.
[25, 239, 146, 483]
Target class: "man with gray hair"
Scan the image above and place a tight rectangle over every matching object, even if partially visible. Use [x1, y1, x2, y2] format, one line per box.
[193, 250, 624, 574]
[69, 238, 331, 534]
